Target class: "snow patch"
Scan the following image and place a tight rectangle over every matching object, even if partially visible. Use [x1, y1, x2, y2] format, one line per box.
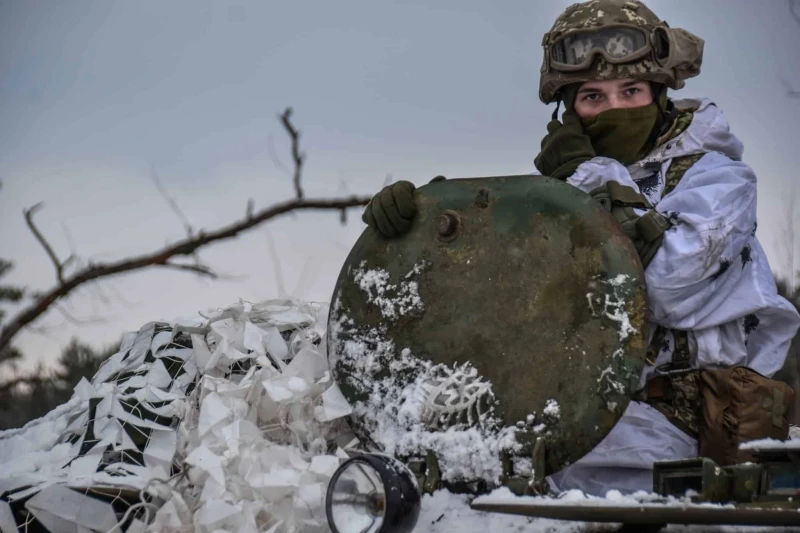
[353, 261, 426, 320]
[543, 399, 561, 419]
[739, 426, 800, 451]
[586, 274, 637, 342]
[330, 315, 522, 483]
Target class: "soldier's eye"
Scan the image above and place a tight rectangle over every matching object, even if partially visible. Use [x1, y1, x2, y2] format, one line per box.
[584, 93, 603, 101]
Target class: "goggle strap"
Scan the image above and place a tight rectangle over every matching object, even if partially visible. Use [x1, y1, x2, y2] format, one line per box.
[552, 98, 561, 121]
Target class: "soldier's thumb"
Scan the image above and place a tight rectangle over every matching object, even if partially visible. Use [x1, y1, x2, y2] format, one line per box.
[546, 119, 563, 135]
[562, 109, 584, 129]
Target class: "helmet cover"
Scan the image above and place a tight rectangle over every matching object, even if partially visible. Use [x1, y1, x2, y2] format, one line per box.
[539, 0, 704, 103]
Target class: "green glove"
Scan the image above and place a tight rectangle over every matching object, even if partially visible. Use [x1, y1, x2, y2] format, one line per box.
[534, 109, 596, 180]
[591, 181, 671, 268]
[361, 180, 417, 238]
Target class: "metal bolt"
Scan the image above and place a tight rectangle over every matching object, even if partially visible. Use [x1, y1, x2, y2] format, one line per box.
[436, 212, 458, 237]
[475, 188, 490, 208]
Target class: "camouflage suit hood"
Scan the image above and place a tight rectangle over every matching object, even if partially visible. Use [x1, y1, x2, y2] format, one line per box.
[540, 0, 704, 104]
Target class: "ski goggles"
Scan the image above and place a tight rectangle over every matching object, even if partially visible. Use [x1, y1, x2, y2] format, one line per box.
[547, 24, 668, 72]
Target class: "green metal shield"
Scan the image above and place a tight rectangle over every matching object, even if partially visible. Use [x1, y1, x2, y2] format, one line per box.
[328, 175, 648, 476]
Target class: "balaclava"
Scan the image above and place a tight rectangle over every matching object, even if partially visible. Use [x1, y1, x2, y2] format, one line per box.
[561, 83, 671, 166]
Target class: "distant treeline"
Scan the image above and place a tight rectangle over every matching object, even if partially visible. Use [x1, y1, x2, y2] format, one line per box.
[0, 338, 118, 431]
[773, 278, 800, 425]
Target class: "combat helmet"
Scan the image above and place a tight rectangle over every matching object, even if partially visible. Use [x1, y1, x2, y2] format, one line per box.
[539, 0, 704, 104]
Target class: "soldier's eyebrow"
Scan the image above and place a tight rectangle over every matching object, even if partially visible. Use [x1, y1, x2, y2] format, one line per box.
[620, 80, 646, 88]
[578, 80, 646, 95]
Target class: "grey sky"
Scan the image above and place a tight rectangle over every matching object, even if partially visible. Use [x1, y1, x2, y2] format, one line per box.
[1, 0, 798, 369]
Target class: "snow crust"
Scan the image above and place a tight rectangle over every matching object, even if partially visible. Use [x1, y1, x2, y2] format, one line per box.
[416, 490, 800, 533]
[739, 425, 800, 451]
[474, 486, 725, 508]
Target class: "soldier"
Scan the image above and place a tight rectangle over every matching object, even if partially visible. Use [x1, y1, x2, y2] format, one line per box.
[362, 0, 800, 495]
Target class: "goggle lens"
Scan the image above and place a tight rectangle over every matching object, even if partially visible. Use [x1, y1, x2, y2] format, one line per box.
[551, 26, 649, 68]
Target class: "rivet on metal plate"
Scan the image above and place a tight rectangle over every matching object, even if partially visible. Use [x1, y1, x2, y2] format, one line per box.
[475, 188, 490, 208]
[435, 211, 460, 240]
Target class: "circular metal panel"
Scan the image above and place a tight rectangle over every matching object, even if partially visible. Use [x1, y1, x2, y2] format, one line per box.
[328, 175, 648, 475]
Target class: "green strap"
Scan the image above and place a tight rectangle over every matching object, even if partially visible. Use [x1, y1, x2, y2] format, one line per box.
[671, 329, 692, 368]
[646, 327, 692, 371]
[642, 152, 705, 372]
[654, 108, 695, 150]
[607, 181, 651, 208]
[663, 153, 705, 196]
[645, 326, 667, 366]
[637, 210, 671, 243]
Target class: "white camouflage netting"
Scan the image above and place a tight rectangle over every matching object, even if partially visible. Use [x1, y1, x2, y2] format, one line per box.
[0, 299, 354, 533]
[2, 298, 800, 533]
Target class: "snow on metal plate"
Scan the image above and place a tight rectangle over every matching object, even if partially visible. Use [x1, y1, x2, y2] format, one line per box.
[328, 175, 649, 479]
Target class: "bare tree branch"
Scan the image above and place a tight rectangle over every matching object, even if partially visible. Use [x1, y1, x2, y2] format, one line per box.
[265, 230, 287, 297]
[267, 134, 293, 179]
[790, 0, 800, 26]
[778, 2, 800, 99]
[1, 194, 370, 354]
[24, 203, 74, 284]
[61, 223, 78, 273]
[1, 106, 371, 358]
[151, 165, 194, 237]
[280, 108, 305, 199]
[156, 261, 219, 279]
[24, 323, 62, 339]
[86, 279, 112, 306]
[780, 78, 800, 99]
[61, 222, 76, 252]
[53, 303, 106, 326]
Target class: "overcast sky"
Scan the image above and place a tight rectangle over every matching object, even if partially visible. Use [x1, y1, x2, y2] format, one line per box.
[1, 0, 799, 370]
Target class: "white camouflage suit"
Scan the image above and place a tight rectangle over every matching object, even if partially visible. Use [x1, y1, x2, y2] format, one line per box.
[548, 98, 800, 495]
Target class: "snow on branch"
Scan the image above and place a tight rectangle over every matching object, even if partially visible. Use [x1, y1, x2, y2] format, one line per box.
[0, 107, 371, 358]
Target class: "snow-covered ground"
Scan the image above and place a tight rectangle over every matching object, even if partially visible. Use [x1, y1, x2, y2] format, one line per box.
[1, 297, 799, 533]
[416, 490, 800, 533]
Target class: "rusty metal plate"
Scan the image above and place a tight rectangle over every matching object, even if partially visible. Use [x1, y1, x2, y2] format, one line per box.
[328, 175, 648, 476]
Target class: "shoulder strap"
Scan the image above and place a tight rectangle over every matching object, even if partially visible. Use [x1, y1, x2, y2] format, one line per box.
[647, 326, 693, 372]
[644, 114, 704, 373]
[663, 153, 705, 196]
[644, 153, 703, 371]
[654, 107, 695, 149]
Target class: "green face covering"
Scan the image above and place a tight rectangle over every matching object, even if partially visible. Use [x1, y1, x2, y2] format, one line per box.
[579, 103, 663, 166]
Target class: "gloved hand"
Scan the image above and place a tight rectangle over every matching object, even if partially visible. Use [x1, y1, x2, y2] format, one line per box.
[534, 109, 596, 181]
[591, 181, 671, 268]
[361, 180, 417, 238]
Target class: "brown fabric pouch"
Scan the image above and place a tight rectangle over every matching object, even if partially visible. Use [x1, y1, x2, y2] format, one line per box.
[698, 367, 794, 465]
